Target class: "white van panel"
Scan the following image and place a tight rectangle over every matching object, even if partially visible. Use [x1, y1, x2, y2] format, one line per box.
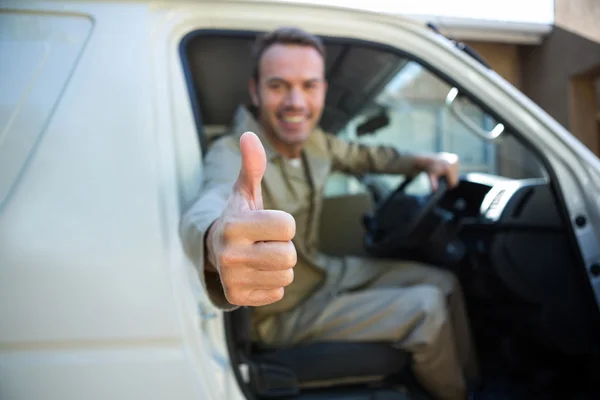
[0, 5, 223, 400]
[0, 12, 92, 207]
[0, 348, 201, 400]
[0, 3, 235, 399]
[0, 7, 182, 346]
[0, 8, 182, 346]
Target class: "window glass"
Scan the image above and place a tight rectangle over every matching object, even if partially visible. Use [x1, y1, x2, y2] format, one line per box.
[324, 60, 544, 198]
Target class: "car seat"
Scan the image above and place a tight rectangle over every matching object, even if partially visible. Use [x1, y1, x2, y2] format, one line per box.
[224, 307, 413, 399]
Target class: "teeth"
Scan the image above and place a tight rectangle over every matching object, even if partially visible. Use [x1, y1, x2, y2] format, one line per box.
[282, 116, 304, 123]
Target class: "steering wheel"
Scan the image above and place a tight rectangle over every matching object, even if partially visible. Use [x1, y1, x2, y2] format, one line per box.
[363, 175, 450, 258]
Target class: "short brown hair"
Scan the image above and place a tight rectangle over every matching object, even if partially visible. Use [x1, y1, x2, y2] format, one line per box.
[251, 27, 326, 81]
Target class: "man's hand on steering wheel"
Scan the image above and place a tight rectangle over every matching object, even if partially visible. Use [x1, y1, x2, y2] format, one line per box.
[414, 152, 460, 191]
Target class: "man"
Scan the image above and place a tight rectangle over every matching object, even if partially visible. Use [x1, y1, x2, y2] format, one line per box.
[180, 27, 479, 400]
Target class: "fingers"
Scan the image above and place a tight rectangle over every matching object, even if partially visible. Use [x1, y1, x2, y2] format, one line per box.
[438, 152, 460, 188]
[234, 131, 267, 210]
[223, 268, 295, 291]
[428, 152, 460, 190]
[429, 173, 439, 191]
[222, 268, 294, 307]
[214, 181, 297, 307]
[218, 239, 297, 307]
[430, 170, 458, 190]
[237, 288, 286, 307]
[445, 162, 460, 188]
[221, 209, 296, 242]
[218, 240, 297, 272]
[247, 288, 286, 306]
[211, 132, 298, 308]
[448, 171, 459, 188]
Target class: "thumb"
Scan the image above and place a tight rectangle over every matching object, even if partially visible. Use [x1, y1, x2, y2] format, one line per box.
[235, 131, 267, 209]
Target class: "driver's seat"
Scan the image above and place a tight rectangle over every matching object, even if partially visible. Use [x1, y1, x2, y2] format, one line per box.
[224, 307, 412, 398]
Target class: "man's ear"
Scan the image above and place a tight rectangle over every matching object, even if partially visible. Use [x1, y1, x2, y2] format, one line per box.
[249, 78, 259, 106]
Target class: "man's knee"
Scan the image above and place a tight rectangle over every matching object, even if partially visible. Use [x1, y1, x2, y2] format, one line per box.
[434, 268, 461, 297]
[405, 262, 461, 297]
[419, 284, 448, 328]
[372, 259, 462, 297]
[396, 285, 448, 345]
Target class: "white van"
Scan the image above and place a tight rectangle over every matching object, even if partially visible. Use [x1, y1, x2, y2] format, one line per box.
[1, 1, 600, 399]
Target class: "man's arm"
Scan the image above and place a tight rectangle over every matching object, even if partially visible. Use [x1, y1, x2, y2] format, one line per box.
[180, 132, 296, 310]
[324, 132, 420, 175]
[179, 138, 241, 311]
[323, 132, 459, 187]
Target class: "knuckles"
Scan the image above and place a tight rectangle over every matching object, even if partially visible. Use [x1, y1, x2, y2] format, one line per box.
[213, 208, 296, 307]
[268, 288, 285, 303]
[217, 248, 241, 269]
[280, 269, 294, 287]
[254, 288, 285, 305]
[279, 212, 296, 241]
[281, 241, 297, 269]
[219, 211, 296, 242]
[223, 281, 287, 307]
[219, 266, 241, 288]
[225, 291, 246, 306]
[219, 216, 240, 242]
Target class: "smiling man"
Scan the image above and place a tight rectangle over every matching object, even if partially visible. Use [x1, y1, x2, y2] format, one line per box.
[180, 27, 479, 400]
[248, 40, 324, 156]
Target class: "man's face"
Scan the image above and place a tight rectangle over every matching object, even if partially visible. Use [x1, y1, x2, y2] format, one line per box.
[250, 44, 327, 149]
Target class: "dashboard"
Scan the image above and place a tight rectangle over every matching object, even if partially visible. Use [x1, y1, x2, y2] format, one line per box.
[440, 173, 597, 354]
[363, 170, 598, 353]
[441, 173, 560, 228]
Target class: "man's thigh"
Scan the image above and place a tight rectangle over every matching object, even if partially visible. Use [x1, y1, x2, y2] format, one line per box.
[342, 256, 458, 296]
[276, 284, 447, 348]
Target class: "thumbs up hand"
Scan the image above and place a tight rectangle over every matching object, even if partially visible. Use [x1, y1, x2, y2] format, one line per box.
[205, 132, 297, 307]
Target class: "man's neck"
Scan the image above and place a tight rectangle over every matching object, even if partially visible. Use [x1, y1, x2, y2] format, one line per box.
[277, 143, 303, 159]
[249, 108, 306, 158]
[263, 129, 303, 159]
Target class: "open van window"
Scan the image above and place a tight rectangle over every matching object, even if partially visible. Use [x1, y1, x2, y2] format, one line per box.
[180, 29, 600, 400]
[326, 58, 546, 198]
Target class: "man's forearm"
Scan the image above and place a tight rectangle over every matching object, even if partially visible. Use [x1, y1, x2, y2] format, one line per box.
[411, 153, 435, 173]
[326, 132, 426, 176]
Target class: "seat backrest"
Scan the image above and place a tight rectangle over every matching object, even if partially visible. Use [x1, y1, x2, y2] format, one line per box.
[319, 192, 373, 257]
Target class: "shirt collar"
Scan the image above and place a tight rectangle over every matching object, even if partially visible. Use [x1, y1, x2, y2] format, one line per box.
[230, 105, 280, 162]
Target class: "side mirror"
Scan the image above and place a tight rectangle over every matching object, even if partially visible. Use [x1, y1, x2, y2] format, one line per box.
[445, 87, 505, 141]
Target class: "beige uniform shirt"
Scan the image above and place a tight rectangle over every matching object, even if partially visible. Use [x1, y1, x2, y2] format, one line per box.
[180, 105, 419, 318]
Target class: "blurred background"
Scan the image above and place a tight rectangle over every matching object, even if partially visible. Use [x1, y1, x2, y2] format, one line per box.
[282, 0, 600, 158]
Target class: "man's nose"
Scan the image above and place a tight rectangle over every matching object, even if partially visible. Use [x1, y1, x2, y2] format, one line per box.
[284, 87, 306, 108]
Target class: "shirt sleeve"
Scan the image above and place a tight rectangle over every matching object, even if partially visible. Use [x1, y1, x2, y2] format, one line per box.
[324, 132, 420, 176]
[179, 137, 241, 312]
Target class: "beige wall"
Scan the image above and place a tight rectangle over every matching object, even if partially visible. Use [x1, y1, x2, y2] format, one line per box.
[520, 26, 600, 156]
[537, 0, 600, 155]
[463, 36, 600, 157]
[463, 42, 522, 89]
[555, 0, 600, 44]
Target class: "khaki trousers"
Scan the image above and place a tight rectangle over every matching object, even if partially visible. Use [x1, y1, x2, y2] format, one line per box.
[256, 258, 479, 400]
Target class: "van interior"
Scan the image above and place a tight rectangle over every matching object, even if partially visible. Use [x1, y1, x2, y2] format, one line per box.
[181, 30, 600, 400]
